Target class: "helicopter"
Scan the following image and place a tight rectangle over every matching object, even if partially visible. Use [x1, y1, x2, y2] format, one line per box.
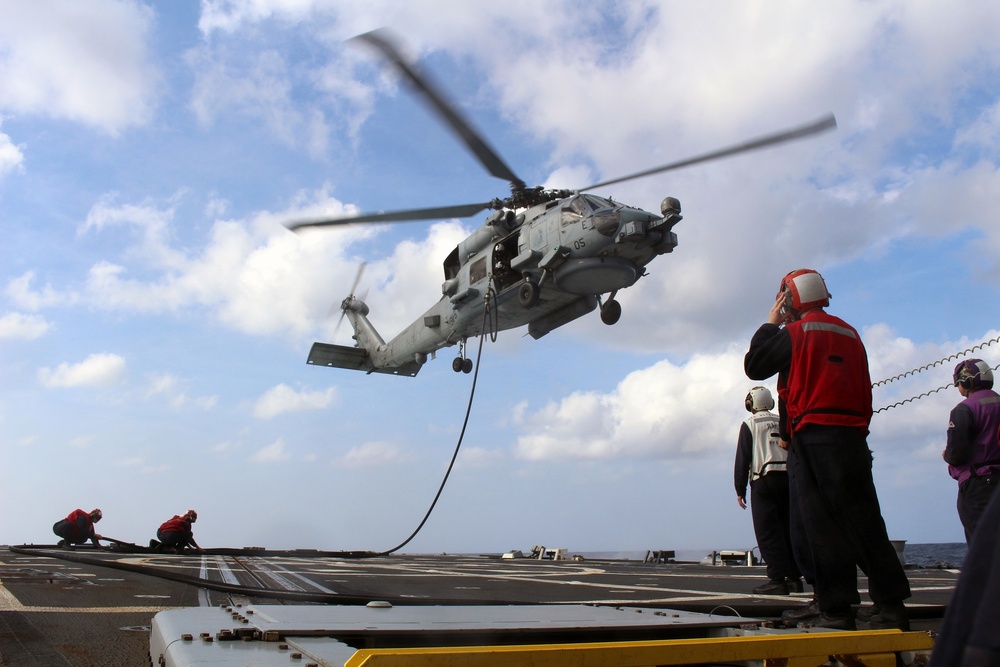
[287, 30, 836, 377]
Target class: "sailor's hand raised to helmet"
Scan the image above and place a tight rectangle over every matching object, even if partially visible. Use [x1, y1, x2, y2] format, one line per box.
[767, 294, 786, 326]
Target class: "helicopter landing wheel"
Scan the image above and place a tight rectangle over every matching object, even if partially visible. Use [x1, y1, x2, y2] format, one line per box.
[452, 357, 464, 373]
[518, 281, 540, 308]
[462, 358, 473, 374]
[600, 299, 622, 325]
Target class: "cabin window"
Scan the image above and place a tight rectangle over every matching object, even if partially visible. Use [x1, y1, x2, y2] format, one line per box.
[443, 247, 460, 280]
[469, 256, 487, 284]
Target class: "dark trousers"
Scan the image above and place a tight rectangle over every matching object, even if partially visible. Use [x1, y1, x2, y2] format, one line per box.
[750, 471, 800, 581]
[957, 474, 997, 545]
[932, 488, 1000, 665]
[786, 447, 815, 585]
[789, 426, 910, 613]
[157, 530, 192, 549]
[52, 520, 87, 545]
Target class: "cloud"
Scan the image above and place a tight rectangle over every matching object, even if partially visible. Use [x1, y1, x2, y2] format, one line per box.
[5, 272, 72, 311]
[0, 128, 24, 177]
[0, 0, 160, 133]
[336, 441, 408, 468]
[253, 383, 337, 419]
[0, 312, 50, 339]
[37, 353, 127, 388]
[512, 326, 1000, 464]
[514, 346, 750, 462]
[250, 438, 292, 463]
[145, 373, 218, 411]
[115, 456, 170, 474]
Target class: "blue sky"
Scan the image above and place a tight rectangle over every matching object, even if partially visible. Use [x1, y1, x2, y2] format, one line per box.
[1, 0, 998, 555]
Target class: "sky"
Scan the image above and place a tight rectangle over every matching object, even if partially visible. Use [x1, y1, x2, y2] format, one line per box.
[1, 0, 999, 557]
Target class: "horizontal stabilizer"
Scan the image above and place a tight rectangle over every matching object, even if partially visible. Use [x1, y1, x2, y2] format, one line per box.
[306, 342, 422, 377]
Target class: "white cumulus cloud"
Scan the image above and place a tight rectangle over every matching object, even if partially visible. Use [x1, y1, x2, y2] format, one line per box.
[0, 312, 50, 339]
[37, 353, 127, 388]
[0, 0, 160, 133]
[250, 438, 292, 463]
[253, 383, 337, 419]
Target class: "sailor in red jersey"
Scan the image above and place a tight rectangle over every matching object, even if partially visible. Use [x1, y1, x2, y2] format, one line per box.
[155, 510, 202, 553]
[745, 269, 910, 631]
[52, 508, 104, 548]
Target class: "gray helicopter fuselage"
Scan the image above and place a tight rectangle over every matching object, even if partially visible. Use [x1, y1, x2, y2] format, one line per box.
[330, 193, 681, 374]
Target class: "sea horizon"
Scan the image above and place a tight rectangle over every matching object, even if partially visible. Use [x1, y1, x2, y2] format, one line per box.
[573, 542, 967, 568]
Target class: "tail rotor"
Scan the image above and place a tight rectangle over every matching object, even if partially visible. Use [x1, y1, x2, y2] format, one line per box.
[333, 262, 368, 335]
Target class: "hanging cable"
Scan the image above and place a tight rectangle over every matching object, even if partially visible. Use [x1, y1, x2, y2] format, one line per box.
[872, 335, 999, 387]
[376, 286, 496, 555]
[874, 361, 1000, 413]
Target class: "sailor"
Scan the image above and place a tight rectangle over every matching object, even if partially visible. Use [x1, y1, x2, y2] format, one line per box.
[734, 386, 802, 595]
[942, 358, 1000, 544]
[931, 486, 1000, 665]
[744, 268, 911, 631]
[155, 510, 202, 553]
[52, 508, 104, 548]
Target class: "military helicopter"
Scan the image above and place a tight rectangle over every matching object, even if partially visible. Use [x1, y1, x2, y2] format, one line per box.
[287, 30, 835, 377]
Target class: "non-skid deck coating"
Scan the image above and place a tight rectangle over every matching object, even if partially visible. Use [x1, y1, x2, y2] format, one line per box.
[0, 546, 959, 666]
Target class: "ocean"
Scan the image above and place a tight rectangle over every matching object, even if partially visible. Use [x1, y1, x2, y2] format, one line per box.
[579, 543, 967, 568]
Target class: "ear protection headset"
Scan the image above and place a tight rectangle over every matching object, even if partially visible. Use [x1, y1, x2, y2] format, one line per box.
[954, 359, 994, 391]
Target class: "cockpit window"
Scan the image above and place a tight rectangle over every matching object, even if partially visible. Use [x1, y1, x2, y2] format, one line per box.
[561, 196, 590, 226]
[561, 194, 619, 234]
[581, 194, 611, 210]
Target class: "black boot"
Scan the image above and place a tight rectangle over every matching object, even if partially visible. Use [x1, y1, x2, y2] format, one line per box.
[866, 603, 909, 631]
[781, 598, 820, 622]
[753, 579, 789, 595]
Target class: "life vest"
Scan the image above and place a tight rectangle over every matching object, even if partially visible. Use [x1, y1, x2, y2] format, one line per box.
[159, 516, 189, 533]
[948, 389, 1000, 484]
[64, 509, 93, 539]
[783, 310, 872, 434]
[744, 410, 786, 481]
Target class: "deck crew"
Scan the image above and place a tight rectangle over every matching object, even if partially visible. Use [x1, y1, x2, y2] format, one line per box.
[744, 268, 910, 631]
[942, 358, 1000, 544]
[53, 508, 104, 548]
[155, 509, 202, 553]
[734, 385, 803, 595]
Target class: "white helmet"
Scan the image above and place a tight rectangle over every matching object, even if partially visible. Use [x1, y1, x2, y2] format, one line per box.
[745, 386, 775, 412]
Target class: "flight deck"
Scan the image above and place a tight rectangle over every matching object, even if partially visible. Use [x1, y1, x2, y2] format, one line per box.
[0, 545, 956, 665]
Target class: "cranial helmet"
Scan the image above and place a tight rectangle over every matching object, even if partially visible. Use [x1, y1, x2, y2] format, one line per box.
[954, 359, 994, 391]
[778, 269, 831, 313]
[184, 510, 198, 522]
[745, 386, 775, 412]
[90, 509, 103, 521]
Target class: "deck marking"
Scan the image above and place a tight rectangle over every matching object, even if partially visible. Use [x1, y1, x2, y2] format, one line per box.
[0, 584, 25, 610]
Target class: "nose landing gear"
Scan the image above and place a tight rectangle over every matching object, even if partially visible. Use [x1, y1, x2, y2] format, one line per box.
[599, 293, 622, 325]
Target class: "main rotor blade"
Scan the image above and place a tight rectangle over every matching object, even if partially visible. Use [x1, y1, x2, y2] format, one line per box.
[286, 201, 493, 231]
[580, 114, 837, 192]
[355, 29, 525, 189]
